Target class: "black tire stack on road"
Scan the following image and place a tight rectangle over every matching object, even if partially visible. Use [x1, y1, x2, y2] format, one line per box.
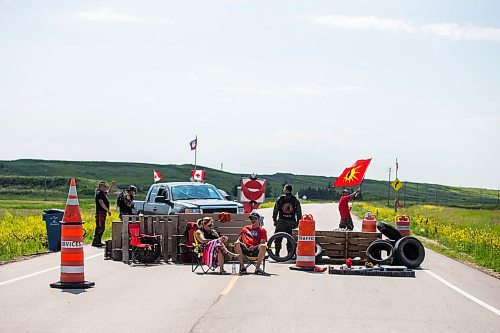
[366, 222, 425, 269]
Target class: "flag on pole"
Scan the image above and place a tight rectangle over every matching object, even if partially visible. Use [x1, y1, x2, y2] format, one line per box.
[153, 170, 163, 182]
[191, 169, 205, 182]
[333, 158, 372, 187]
[190, 137, 197, 150]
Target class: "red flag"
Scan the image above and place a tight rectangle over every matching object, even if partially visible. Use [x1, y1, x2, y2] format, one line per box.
[333, 158, 372, 187]
[191, 169, 205, 182]
[153, 170, 163, 182]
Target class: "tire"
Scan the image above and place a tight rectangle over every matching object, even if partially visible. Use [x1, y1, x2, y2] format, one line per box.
[376, 222, 403, 241]
[267, 232, 297, 262]
[394, 236, 425, 268]
[366, 239, 394, 265]
[315, 244, 323, 263]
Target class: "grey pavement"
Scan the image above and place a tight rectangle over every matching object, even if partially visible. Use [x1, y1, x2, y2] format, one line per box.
[0, 203, 499, 332]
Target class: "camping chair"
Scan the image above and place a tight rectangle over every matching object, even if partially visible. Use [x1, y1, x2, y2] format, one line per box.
[191, 233, 218, 274]
[235, 241, 266, 273]
[129, 222, 161, 265]
[179, 222, 198, 263]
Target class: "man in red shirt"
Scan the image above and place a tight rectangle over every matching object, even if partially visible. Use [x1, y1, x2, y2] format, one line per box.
[338, 188, 360, 230]
[234, 212, 267, 275]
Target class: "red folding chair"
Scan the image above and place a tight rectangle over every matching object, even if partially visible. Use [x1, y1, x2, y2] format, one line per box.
[179, 222, 198, 263]
[129, 222, 161, 265]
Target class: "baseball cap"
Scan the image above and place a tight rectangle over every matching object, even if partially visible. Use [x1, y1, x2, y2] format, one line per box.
[249, 212, 261, 220]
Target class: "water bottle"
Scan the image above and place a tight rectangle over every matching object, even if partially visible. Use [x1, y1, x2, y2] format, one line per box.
[231, 263, 236, 275]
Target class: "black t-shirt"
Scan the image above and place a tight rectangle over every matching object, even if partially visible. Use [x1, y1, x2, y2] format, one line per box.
[95, 190, 109, 213]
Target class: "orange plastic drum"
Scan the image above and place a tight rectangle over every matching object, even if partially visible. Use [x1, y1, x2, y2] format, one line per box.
[362, 215, 377, 232]
[396, 215, 411, 237]
[296, 214, 316, 268]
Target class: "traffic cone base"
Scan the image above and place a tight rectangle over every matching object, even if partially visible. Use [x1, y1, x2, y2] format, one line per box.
[50, 281, 95, 289]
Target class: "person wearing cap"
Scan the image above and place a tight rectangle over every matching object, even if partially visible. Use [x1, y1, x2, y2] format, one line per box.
[272, 184, 302, 257]
[92, 180, 115, 247]
[117, 185, 137, 220]
[338, 188, 360, 230]
[234, 212, 268, 275]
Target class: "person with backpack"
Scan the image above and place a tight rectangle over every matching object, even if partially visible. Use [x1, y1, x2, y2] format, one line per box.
[272, 184, 302, 257]
[117, 185, 137, 220]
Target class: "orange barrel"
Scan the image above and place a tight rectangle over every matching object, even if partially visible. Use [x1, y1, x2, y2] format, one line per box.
[362, 214, 377, 232]
[396, 215, 411, 237]
[296, 214, 316, 268]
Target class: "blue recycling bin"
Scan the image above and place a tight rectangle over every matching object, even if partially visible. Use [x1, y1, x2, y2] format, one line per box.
[42, 209, 64, 251]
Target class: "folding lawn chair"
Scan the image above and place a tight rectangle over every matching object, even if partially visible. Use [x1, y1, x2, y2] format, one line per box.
[129, 222, 161, 265]
[236, 241, 266, 273]
[191, 234, 218, 274]
[179, 222, 198, 263]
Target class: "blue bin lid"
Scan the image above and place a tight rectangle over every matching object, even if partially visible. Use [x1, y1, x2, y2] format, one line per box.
[43, 209, 65, 214]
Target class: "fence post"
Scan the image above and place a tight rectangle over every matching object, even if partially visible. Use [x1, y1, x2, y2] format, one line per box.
[122, 216, 130, 264]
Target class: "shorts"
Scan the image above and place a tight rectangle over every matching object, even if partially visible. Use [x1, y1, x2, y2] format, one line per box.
[339, 217, 354, 230]
[239, 243, 260, 257]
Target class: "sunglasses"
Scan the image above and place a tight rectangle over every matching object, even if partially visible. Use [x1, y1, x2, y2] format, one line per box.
[205, 223, 214, 228]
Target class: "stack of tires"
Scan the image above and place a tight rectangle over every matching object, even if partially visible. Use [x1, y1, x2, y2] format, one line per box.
[366, 222, 425, 268]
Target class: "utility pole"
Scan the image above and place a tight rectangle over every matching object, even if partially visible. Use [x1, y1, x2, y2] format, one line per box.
[387, 167, 391, 207]
[220, 163, 223, 171]
[404, 180, 407, 206]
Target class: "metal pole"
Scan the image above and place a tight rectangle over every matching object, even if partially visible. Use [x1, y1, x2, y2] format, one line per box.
[194, 135, 197, 171]
[44, 169, 47, 201]
[387, 167, 391, 207]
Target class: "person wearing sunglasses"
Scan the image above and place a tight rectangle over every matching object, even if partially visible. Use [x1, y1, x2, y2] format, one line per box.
[234, 212, 268, 275]
[92, 180, 115, 247]
[195, 217, 239, 274]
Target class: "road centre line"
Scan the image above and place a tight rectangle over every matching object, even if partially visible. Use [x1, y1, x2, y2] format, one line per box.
[221, 276, 239, 295]
[425, 270, 500, 316]
[0, 252, 104, 287]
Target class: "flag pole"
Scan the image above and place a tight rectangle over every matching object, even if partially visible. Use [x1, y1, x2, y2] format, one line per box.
[194, 135, 197, 171]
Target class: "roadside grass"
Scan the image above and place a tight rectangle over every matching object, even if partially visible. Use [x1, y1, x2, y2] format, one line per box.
[351, 202, 500, 272]
[0, 199, 116, 261]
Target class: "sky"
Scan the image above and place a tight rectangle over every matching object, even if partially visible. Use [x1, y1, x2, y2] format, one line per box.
[0, 0, 499, 189]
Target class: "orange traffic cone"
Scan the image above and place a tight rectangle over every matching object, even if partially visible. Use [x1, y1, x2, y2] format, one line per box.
[50, 178, 95, 289]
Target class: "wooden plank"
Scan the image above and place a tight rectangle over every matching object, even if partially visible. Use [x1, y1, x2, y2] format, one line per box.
[139, 215, 145, 234]
[112, 222, 122, 250]
[122, 216, 131, 264]
[167, 218, 173, 259]
[160, 221, 167, 262]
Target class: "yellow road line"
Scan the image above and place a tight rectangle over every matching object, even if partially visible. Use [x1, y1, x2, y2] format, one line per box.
[220, 275, 239, 295]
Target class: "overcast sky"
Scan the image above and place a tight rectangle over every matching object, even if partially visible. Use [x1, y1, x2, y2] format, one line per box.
[1, 0, 499, 189]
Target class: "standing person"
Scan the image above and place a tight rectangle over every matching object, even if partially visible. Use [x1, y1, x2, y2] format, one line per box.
[234, 212, 268, 275]
[117, 185, 137, 220]
[272, 184, 302, 257]
[338, 188, 360, 230]
[92, 180, 115, 247]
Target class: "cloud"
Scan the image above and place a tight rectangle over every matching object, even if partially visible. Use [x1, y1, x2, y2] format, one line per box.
[308, 15, 500, 42]
[75, 8, 145, 23]
[217, 84, 362, 97]
[309, 15, 415, 33]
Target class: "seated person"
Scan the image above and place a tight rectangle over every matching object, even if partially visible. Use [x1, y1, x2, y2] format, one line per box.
[234, 212, 268, 275]
[195, 216, 239, 274]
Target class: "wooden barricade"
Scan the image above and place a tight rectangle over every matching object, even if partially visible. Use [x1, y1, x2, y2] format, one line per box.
[110, 213, 251, 264]
[293, 230, 381, 261]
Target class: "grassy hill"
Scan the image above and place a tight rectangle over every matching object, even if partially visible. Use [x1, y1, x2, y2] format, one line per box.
[0, 159, 498, 207]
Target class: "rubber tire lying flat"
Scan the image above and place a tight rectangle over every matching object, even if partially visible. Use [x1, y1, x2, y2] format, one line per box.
[366, 239, 394, 265]
[376, 222, 403, 241]
[267, 232, 297, 262]
[394, 236, 425, 268]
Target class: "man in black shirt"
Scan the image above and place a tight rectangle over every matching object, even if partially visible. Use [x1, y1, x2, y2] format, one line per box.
[92, 180, 114, 247]
[117, 185, 137, 220]
[272, 184, 302, 257]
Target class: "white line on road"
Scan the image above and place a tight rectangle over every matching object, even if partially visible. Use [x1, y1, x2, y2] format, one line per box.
[425, 270, 500, 316]
[0, 252, 104, 287]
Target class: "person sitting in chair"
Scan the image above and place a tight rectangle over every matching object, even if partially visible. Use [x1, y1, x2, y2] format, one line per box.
[195, 217, 239, 274]
[234, 212, 268, 275]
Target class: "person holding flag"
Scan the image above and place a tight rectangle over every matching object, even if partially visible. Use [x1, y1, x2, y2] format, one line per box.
[338, 188, 360, 230]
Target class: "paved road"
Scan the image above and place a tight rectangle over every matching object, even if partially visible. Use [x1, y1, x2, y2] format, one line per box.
[0, 203, 499, 332]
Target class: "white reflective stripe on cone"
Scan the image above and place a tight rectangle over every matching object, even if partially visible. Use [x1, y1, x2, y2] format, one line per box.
[68, 186, 77, 196]
[61, 266, 84, 273]
[66, 198, 79, 205]
[296, 256, 315, 262]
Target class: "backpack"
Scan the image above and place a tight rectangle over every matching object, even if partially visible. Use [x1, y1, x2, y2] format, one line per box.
[116, 191, 127, 210]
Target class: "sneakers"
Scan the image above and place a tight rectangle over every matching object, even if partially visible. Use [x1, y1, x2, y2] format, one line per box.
[239, 267, 248, 275]
[254, 268, 265, 275]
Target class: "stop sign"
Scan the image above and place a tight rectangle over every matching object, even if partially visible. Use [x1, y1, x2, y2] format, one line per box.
[240, 178, 266, 203]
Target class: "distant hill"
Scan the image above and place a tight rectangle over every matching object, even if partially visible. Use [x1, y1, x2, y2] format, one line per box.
[0, 159, 498, 207]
